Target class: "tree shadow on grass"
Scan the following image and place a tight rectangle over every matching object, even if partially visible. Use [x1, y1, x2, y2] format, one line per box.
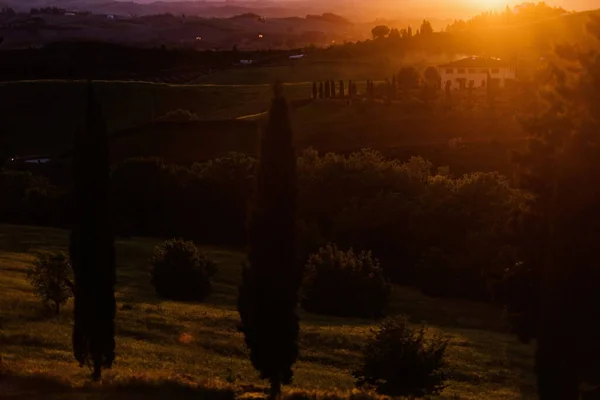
[0, 371, 236, 400]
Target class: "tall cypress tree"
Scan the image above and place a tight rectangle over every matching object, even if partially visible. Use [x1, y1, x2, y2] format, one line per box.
[70, 82, 116, 381]
[238, 83, 300, 399]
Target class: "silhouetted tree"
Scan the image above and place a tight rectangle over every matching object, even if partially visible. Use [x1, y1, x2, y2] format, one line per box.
[388, 28, 401, 41]
[505, 22, 600, 399]
[238, 83, 300, 399]
[420, 20, 434, 35]
[423, 66, 441, 89]
[312, 81, 317, 99]
[444, 80, 452, 103]
[339, 80, 345, 98]
[70, 82, 116, 381]
[397, 67, 420, 91]
[371, 25, 390, 39]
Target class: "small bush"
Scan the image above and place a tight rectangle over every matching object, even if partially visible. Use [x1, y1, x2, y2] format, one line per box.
[150, 238, 217, 301]
[353, 316, 449, 397]
[27, 252, 73, 315]
[301, 243, 391, 318]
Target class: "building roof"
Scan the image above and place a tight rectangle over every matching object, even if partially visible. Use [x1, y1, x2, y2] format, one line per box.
[439, 56, 511, 68]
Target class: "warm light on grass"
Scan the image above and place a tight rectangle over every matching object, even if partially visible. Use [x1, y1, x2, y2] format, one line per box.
[0, 224, 536, 399]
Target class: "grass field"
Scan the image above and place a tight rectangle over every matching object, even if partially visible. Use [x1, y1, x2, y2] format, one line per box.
[0, 224, 536, 399]
[0, 80, 311, 155]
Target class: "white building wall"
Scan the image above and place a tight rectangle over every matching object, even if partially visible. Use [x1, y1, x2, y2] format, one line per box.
[438, 67, 516, 90]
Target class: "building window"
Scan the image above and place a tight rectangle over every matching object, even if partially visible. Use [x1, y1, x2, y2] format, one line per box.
[458, 68, 466, 74]
[468, 69, 476, 73]
[446, 68, 453, 74]
[491, 68, 500, 74]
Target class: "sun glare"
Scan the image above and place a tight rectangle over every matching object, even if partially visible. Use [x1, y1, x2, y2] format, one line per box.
[466, 0, 508, 11]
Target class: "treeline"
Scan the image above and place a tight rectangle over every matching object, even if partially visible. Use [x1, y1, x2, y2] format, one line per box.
[0, 43, 293, 81]
[0, 149, 527, 302]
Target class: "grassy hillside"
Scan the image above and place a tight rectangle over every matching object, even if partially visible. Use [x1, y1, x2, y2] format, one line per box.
[0, 224, 536, 399]
[0, 80, 311, 155]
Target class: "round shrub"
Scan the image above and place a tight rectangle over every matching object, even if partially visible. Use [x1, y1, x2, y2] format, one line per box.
[27, 251, 73, 315]
[353, 315, 449, 397]
[150, 238, 217, 301]
[301, 243, 391, 318]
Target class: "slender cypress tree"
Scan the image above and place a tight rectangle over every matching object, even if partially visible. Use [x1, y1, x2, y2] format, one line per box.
[238, 83, 300, 399]
[70, 82, 116, 381]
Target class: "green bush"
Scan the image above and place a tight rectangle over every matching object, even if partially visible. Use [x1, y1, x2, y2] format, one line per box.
[353, 316, 449, 397]
[27, 251, 73, 315]
[301, 243, 391, 318]
[150, 238, 217, 301]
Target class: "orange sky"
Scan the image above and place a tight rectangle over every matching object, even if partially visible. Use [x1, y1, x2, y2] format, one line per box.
[358, 0, 598, 19]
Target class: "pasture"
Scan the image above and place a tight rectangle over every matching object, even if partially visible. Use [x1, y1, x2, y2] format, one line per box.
[0, 224, 536, 399]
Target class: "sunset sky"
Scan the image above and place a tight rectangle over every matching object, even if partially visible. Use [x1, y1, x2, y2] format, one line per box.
[346, 0, 598, 19]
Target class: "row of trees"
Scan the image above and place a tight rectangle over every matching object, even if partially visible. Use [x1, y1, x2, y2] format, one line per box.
[311, 80, 357, 99]
[371, 20, 435, 40]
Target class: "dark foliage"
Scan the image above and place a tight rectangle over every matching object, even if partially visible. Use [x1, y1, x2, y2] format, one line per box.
[353, 316, 448, 397]
[301, 243, 391, 318]
[27, 252, 73, 315]
[69, 82, 116, 381]
[150, 238, 217, 301]
[237, 83, 301, 397]
[500, 19, 600, 399]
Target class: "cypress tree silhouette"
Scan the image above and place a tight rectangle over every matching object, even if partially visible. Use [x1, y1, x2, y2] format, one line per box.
[70, 82, 116, 381]
[238, 82, 300, 399]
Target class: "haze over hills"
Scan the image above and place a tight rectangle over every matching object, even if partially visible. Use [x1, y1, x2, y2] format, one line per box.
[4, 0, 598, 22]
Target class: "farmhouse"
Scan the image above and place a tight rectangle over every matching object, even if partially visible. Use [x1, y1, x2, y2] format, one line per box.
[438, 56, 516, 90]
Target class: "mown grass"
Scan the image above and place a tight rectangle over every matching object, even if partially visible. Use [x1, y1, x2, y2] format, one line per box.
[0, 224, 535, 399]
[0, 80, 311, 155]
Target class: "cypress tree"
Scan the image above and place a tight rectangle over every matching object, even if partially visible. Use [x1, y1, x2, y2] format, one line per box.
[70, 82, 116, 381]
[339, 80, 345, 98]
[238, 83, 300, 399]
[318, 82, 324, 99]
